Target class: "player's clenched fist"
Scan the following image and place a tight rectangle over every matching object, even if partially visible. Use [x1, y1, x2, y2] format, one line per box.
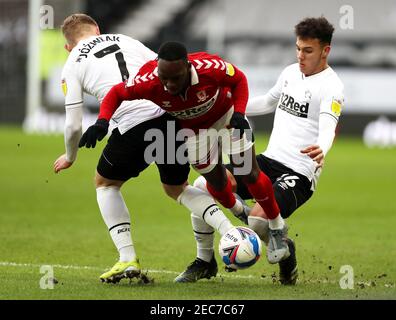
[229, 112, 253, 141]
[79, 118, 109, 148]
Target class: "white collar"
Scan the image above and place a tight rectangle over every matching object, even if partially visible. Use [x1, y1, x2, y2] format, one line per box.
[302, 66, 332, 80]
[190, 64, 199, 85]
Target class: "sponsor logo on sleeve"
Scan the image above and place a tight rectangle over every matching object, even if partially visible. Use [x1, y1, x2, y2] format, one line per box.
[61, 79, 67, 96]
[225, 62, 235, 76]
[331, 99, 342, 116]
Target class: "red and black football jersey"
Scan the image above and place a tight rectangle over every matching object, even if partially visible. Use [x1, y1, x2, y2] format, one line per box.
[99, 52, 249, 131]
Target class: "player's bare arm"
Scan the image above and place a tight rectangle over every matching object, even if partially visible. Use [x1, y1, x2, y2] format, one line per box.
[54, 154, 73, 173]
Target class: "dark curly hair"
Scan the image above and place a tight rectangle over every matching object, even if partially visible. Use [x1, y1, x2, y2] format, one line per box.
[295, 16, 335, 45]
[158, 41, 188, 62]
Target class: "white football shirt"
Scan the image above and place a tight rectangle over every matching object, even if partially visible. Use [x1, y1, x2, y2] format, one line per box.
[61, 34, 164, 161]
[247, 63, 344, 190]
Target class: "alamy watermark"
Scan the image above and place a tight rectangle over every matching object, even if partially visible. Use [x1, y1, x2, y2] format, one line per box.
[339, 5, 354, 30]
[143, 122, 254, 175]
[39, 265, 56, 289]
[40, 5, 54, 30]
[339, 265, 354, 289]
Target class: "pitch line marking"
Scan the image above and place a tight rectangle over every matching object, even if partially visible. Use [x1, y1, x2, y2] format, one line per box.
[0, 261, 347, 284]
[0, 261, 259, 280]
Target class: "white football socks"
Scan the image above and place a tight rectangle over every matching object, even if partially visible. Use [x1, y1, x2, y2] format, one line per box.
[192, 175, 207, 191]
[178, 185, 233, 236]
[191, 214, 215, 263]
[268, 214, 285, 230]
[96, 186, 136, 262]
[194, 175, 244, 216]
[229, 200, 244, 216]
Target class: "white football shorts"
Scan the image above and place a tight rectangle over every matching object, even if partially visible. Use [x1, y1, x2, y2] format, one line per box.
[185, 107, 254, 174]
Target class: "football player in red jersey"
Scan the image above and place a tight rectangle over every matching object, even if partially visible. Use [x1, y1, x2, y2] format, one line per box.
[80, 42, 291, 267]
[188, 17, 343, 285]
[56, 15, 240, 284]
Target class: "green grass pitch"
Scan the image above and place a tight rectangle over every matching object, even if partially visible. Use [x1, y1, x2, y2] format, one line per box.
[0, 126, 395, 300]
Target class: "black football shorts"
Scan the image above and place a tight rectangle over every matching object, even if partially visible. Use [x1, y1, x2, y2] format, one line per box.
[226, 154, 313, 218]
[97, 114, 190, 185]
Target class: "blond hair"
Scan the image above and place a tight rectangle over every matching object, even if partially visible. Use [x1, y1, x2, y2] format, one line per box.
[61, 13, 98, 45]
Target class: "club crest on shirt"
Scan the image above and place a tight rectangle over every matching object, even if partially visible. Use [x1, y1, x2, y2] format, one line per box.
[162, 101, 172, 108]
[196, 90, 208, 102]
[305, 90, 312, 100]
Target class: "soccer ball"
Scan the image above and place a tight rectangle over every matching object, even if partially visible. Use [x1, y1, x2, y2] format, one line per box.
[218, 226, 262, 270]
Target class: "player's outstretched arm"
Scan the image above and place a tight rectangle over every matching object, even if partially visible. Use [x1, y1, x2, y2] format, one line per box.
[222, 64, 249, 114]
[301, 105, 340, 170]
[245, 67, 285, 117]
[54, 102, 83, 172]
[246, 95, 278, 116]
[98, 82, 133, 121]
[219, 65, 252, 138]
[54, 154, 73, 173]
[79, 81, 135, 149]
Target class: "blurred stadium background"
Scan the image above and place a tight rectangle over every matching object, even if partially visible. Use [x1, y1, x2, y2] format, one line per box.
[1, 0, 396, 145]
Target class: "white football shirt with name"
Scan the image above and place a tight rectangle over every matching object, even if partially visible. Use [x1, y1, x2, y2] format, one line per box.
[61, 34, 164, 134]
[248, 63, 344, 189]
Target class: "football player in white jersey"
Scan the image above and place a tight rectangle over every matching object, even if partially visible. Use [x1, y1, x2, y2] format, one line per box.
[179, 17, 344, 285]
[53, 14, 243, 283]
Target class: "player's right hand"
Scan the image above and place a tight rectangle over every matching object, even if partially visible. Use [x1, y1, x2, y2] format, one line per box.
[78, 118, 109, 148]
[229, 112, 253, 141]
[54, 154, 73, 173]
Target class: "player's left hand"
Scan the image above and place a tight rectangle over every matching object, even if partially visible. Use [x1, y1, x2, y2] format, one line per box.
[78, 118, 109, 148]
[301, 144, 324, 170]
[54, 154, 73, 173]
[229, 112, 253, 141]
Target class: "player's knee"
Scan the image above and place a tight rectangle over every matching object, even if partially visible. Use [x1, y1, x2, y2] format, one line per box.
[226, 170, 238, 192]
[193, 176, 207, 192]
[162, 182, 187, 200]
[95, 172, 105, 187]
[198, 164, 229, 191]
[239, 167, 260, 185]
[95, 172, 123, 188]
